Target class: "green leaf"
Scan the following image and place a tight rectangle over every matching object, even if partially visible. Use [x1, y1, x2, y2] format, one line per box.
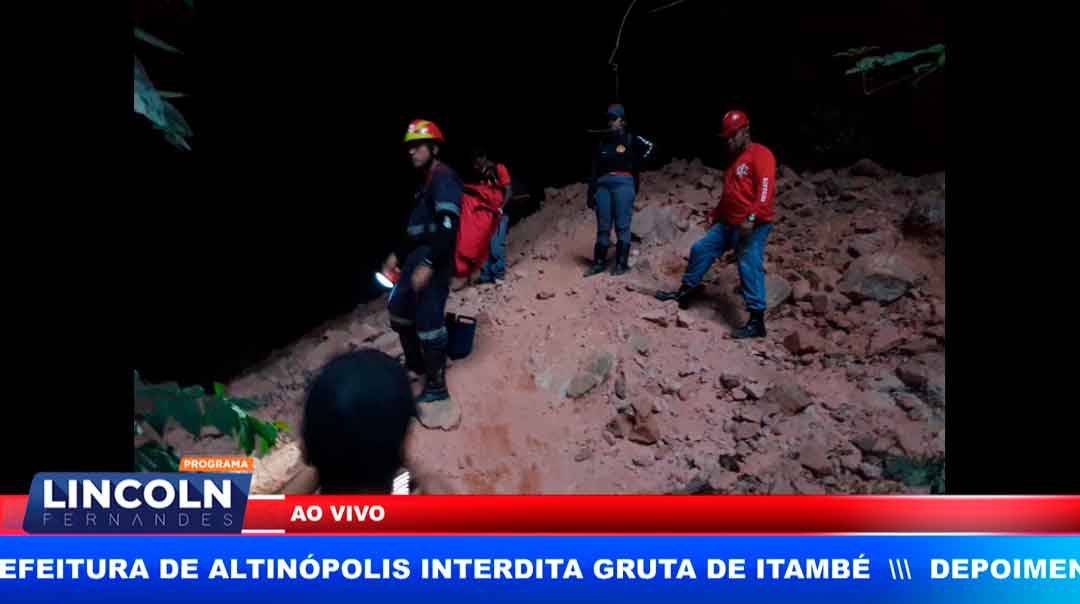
[214, 383, 226, 397]
[204, 398, 239, 435]
[161, 100, 193, 137]
[236, 416, 255, 455]
[272, 421, 290, 433]
[259, 436, 270, 456]
[163, 131, 192, 151]
[134, 28, 183, 54]
[251, 418, 279, 451]
[230, 397, 260, 411]
[180, 385, 205, 399]
[173, 395, 203, 438]
[146, 397, 172, 436]
[135, 442, 180, 472]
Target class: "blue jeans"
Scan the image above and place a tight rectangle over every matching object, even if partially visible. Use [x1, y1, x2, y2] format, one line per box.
[479, 213, 509, 282]
[594, 174, 635, 248]
[682, 222, 773, 311]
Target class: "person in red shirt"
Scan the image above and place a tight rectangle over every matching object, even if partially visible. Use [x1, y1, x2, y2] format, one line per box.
[655, 110, 776, 339]
[471, 148, 514, 284]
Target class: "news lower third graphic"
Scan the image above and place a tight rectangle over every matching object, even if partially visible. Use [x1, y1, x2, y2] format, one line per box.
[0, 470, 1078, 601]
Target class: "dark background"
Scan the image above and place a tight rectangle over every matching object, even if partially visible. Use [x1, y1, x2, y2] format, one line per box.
[132, 0, 945, 387]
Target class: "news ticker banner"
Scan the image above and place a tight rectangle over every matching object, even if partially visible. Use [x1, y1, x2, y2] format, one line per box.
[0, 472, 1076, 601]
[0, 536, 1078, 602]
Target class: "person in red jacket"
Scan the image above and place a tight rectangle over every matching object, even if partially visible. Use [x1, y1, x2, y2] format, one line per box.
[655, 110, 776, 339]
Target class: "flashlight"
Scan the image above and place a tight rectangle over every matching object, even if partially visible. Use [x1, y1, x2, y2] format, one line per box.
[376, 267, 400, 289]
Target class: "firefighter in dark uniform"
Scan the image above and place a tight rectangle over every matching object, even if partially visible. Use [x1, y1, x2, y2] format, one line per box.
[383, 119, 463, 405]
[584, 103, 655, 277]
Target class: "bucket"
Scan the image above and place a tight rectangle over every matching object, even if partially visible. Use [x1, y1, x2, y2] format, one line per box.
[445, 313, 478, 360]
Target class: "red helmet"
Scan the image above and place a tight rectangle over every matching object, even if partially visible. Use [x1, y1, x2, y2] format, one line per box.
[718, 110, 749, 138]
[404, 119, 445, 144]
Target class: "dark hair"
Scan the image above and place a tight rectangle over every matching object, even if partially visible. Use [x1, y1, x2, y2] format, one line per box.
[301, 349, 416, 493]
[470, 147, 488, 161]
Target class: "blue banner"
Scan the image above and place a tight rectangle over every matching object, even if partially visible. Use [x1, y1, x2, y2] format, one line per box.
[0, 535, 1077, 602]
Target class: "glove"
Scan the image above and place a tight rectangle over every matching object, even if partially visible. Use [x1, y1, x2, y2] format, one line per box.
[587, 187, 596, 209]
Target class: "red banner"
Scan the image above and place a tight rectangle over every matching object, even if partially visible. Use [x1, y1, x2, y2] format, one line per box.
[5, 495, 1080, 535]
[241, 495, 1080, 535]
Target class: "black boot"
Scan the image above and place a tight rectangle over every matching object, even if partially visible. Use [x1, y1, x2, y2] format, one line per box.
[393, 326, 425, 374]
[610, 241, 631, 276]
[415, 345, 450, 404]
[732, 309, 767, 339]
[583, 242, 609, 277]
[654, 283, 701, 310]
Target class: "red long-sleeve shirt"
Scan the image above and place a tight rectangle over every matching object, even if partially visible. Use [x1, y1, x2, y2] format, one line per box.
[710, 143, 777, 226]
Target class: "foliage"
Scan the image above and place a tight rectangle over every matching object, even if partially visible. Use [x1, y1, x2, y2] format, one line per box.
[133, 369, 289, 472]
[884, 454, 946, 494]
[835, 44, 945, 95]
[133, 1, 194, 150]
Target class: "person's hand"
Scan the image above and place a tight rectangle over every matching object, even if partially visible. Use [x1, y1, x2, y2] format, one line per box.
[735, 220, 755, 257]
[411, 263, 434, 292]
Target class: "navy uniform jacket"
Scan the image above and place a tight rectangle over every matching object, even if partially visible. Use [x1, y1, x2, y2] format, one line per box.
[395, 162, 463, 272]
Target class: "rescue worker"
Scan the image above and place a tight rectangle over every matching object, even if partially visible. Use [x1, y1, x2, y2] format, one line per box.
[473, 148, 514, 284]
[382, 119, 463, 404]
[655, 110, 776, 339]
[584, 104, 655, 277]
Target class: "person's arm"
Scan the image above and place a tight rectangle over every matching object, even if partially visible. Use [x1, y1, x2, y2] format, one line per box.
[421, 173, 463, 268]
[746, 147, 776, 226]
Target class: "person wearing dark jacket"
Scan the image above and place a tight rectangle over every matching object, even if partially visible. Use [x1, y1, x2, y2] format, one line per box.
[584, 104, 654, 277]
[383, 119, 463, 406]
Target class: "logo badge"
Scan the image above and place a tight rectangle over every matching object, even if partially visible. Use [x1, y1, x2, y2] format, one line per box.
[736, 163, 750, 178]
[23, 472, 251, 534]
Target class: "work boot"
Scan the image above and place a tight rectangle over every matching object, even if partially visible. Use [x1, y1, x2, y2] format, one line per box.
[415, 346, 450, 404]
[732, 309, 767, 339]
[583, 243, 609, 277]
[654, 283, 701, 310]
[610, 241, 631, 276]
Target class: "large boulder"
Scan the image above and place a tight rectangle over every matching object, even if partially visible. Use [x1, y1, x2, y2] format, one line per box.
[765, 275, 793, 310]
[763, 379, 813, 415]
[839, 253, 919, 304]
[850, 158, 890, 179]
[903, 192, 946, 238]
[783, 329, 828, 355]
[778, 183, 818, 209]
[896, 353, 946, 407]
[848, 229, 900, 258]
[631, 206, 679, 245]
